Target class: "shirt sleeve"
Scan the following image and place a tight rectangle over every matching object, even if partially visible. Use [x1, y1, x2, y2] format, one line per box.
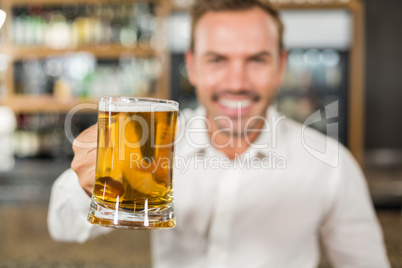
[47, 168, 112, 243]
[320, 148, 390, 268]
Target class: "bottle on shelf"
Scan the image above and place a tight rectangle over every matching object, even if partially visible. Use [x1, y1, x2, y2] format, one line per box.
[13, 112, 97, 160]
[13, 54, 161, 100]
[11, 2, 157, 49]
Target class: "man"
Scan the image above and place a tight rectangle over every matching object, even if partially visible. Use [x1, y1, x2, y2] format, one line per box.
[48, 0, 390, 267]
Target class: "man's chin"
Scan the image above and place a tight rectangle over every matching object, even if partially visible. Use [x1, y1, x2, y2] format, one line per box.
[212, 120, 251, 137]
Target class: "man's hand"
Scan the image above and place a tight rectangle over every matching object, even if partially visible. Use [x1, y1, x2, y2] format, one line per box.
[71, 124, 98, 196]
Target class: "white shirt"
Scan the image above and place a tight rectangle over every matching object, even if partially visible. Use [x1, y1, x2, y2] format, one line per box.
[48, 106, 390, 268]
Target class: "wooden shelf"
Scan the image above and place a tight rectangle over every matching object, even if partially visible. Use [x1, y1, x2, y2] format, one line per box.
[0, 45, 157, 60]
[0, 0, 170, 114]
[6, 93, 166, 113]
[6, 95, 98, 113]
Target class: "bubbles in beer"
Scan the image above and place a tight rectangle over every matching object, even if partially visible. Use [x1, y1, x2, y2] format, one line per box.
[93, 108, 178, 211]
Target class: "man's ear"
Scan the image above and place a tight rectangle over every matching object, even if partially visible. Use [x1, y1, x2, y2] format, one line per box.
[185, 50, 197, 86]
[276, 50, 288, 86]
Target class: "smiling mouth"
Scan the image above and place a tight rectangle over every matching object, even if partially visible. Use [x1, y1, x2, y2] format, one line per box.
[218, 99, 252, 109]
[212, 91, 260, 111]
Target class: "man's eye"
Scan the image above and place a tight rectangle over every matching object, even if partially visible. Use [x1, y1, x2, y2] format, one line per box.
[251, 57, 266, 63]
[209, 57, 223, 63]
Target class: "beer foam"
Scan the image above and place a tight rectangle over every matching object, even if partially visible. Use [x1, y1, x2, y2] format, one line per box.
[99, 101, 178, 112]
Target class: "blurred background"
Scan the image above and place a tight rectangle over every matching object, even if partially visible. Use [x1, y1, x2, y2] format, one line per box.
[0, 0, 401, 267]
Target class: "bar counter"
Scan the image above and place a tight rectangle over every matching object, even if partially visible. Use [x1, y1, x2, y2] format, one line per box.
[0, 160, 401, 267]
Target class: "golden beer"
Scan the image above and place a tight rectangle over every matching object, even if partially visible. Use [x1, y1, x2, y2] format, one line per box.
[88, 97, 178, 229]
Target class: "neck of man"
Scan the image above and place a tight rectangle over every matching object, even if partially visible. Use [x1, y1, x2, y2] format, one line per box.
[207, 115, 265, 160]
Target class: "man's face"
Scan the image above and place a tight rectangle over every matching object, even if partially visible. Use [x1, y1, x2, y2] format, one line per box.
[186, 7, 286, 135]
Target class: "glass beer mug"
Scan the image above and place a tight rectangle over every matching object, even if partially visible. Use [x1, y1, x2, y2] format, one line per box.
[88, 96, 179, 229]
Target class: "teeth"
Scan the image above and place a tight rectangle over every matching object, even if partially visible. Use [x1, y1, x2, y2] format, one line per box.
[219, 99, 252, 109]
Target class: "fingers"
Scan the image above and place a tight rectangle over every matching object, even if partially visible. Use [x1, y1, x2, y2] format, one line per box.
[71, 153, 97, 196]
[71, 149, 96, 174]
[71, 157, 96, 196]
[73, 124, 98, 151]
[71, 124, 98, 197]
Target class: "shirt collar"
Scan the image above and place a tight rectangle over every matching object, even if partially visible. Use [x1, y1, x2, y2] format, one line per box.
[176, 105, 288, 159]
[244, 105, 288, 160]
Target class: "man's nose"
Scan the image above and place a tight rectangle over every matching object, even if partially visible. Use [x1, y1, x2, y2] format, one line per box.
[225, 61, 250, 91]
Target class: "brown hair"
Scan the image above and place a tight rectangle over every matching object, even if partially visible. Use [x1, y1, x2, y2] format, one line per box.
[189, 0, 284, 52]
